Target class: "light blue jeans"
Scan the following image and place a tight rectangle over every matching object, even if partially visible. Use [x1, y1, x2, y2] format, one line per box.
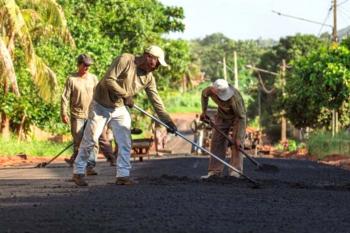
[74, 101, 131, 177]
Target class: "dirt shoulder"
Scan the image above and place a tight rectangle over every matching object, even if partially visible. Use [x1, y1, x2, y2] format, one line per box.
[0, 155, 66, 168]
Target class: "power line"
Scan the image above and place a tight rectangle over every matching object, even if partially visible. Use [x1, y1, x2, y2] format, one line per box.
[338, 0, 350, 7]
[339, 8, 350, 20]
[272, 10, 333, 28]
[318, 5, 333, 35]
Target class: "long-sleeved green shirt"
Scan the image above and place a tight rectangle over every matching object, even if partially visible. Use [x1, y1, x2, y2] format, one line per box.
[94, 53, 172, 123]
[61, 72, 98, 119]
[201, 85, 246, 140]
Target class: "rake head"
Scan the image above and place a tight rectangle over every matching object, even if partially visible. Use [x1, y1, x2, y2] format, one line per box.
[35, 162, 48, 168]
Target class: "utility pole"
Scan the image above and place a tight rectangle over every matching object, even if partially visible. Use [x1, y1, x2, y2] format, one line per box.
[246, 63, 287, 142]
[281, 59, 287, 142]
[332, 0, 338, 43]
[332, 0, 338, 136]
[233, 51, 238, 89]
[223, 56, 227, 80]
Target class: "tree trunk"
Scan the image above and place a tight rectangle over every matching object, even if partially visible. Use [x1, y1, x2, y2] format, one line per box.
[0, 37, 20, 139]
[182, 75, 187, 93]
[1, 112, 11, 139]
[17, 115, 26, 141]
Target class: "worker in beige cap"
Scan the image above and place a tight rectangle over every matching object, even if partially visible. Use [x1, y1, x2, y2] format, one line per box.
[61, 54, 116, 171]
[200, 79, 246, 179]
[72, 45, 177, 186]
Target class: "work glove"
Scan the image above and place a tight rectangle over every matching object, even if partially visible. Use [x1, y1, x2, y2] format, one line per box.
[123, 96, 134, 108]
[164, 120, 177, 134]
[199, 113, 210, 123]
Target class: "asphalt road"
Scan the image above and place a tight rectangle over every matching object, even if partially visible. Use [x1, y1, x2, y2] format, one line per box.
[1, 156, 350, 233]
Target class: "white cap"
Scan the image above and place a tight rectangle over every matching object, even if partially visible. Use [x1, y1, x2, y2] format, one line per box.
[212, 79, 234, 101]
[144, 45, 168, 67]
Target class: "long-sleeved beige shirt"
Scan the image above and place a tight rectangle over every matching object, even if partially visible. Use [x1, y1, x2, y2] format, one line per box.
[94, 53, 172, 123]
[201, 85, 246, 140]
[61, 72, 98, 119]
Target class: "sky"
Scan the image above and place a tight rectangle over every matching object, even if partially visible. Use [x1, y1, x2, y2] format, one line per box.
[159, 0, 350, 40]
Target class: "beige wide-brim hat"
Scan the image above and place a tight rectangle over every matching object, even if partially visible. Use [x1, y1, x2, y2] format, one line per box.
[212, 79, 234, 101]
[144, 45, 168, 67]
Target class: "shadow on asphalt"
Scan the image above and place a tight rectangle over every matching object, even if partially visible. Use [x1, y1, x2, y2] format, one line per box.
[1, 157, 350, 233]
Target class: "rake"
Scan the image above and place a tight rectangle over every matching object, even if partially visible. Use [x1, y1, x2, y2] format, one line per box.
[204, 119, 279, 173]
[133, 104, 258, 185]
[35, 142, 73, 168]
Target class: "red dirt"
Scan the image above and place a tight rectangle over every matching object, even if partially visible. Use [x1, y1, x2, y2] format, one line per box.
[2, 112, 349, 171]
[0, 155, 67, 168]
[318, 154, 350, 170]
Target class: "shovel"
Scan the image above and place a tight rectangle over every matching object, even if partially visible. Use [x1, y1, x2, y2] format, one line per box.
[204, 119, 279, 173]
[133, 104, 258, 185]
[35, 142, 73, 168]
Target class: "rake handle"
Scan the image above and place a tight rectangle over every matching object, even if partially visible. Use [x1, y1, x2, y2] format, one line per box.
[38, 142, 73, 168]
[133, 104, 258, 185]
[204, 119, 262, 168]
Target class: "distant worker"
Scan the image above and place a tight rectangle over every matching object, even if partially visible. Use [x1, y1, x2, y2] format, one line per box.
[190, 114, 205, 155]
[61, 54, 115, 175]
[200, 79, 246, 179]
[72, 45, 177, 186]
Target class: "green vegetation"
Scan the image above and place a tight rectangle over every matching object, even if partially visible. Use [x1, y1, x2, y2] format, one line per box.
[0, 137, 72, 157]
[307, 131, 350, 159]
[164, 90, 202, 113]
[162, 81, 210, 113]
[1, 0, 190, 138]
[1, 1, 350, 158]
[284, 40, 350, 129]
[274, 139, 298, 152]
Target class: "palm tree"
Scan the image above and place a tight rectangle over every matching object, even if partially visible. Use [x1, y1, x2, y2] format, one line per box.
[0, 0, 75, 138]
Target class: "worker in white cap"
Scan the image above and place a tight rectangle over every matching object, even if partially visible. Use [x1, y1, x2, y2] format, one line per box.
[200, 79, 246, 179]
[72, 45, 177, 186]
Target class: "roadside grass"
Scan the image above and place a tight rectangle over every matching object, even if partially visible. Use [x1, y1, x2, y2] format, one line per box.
[165, 91, 202, 113]
[0, 81, 230, 157]
[307, 131, 350, 159]
[0, 137, 73, 157]
[162, 81, 215, 113]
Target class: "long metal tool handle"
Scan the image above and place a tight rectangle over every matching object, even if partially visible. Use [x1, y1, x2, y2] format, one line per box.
[133, 105, 258, 184]
[205, 120, 262, 167]
[45, 142, 74, 166]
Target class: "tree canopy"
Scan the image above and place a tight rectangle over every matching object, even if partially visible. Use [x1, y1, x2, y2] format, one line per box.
[1, 0, 190, 136]
[283, 40, 350, 129]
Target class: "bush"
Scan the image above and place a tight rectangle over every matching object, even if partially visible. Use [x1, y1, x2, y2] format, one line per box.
[307, 131, 350, 159]
[275, 139, 298, 152]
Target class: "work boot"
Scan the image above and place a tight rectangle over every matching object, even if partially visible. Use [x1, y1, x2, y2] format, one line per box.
[86, 167, 98, 176]
[72, 174, 88, 186]
[106, 156, 116, 166]
[64, 157, 74, 167]
[109, 159, 116, 166]
[200, 171, 220, 180]
[107, 158, 116, 166]
[115, 176, 138, 185]
[229, 170, 244, 179]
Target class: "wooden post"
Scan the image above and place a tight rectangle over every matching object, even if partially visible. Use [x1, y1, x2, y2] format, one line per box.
[234, 51, 238, 89]
[332, 0, 338, 136]
[223, 56, 227, 80]
[281, 59, 287, 142]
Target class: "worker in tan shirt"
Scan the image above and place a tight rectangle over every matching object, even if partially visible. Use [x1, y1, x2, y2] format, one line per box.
[61, 54, 115, 175]
[200, 79, 246, 179]
[72, 45, 177, 186]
